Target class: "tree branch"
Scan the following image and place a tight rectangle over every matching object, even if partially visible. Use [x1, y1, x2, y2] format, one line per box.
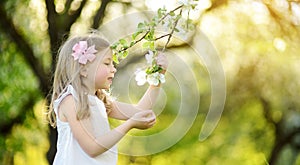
[260, 96, 278, 126]
[45, 0, 60, 74]
[117, 30, 150, 53]
[163, 8, 182, 51]
[0, 94, 36, 135]
[261, 96, 300, 165]
[155, 33, 171, 40]
[263, 2, 299, 35]
[158, 5, 184, 24]
[92, 0, 111, 29]
[268, 127, 300, 165]
[65, 0, 72, 14]
[64, 0, 88, 32]
[0, 5, 49, 95]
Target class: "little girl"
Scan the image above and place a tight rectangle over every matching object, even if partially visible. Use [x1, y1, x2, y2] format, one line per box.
[48, 34, 168, 165]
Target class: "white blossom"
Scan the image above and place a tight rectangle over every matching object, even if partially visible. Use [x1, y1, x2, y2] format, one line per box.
[145, 50, 154, 64]
[178, 0, 197, 6]
[147, 72, 160, 86]
[135, 69, 147, 86]
[179, 0, 190, 6]
[135, 68, 166, 86]
[159, 73, 166, 83]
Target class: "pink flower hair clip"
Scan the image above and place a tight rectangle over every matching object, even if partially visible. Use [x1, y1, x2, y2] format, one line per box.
[72, 41, 97, 65]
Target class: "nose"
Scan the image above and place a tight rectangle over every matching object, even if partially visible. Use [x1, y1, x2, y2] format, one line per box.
[111, 66, 117, 73]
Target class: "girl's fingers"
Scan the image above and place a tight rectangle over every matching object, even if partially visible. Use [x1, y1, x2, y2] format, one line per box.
[148, 119, 156, 127]
[156, 53, 168, 69]
[134, 110, 156, 120]
[147, 116, 156, 123]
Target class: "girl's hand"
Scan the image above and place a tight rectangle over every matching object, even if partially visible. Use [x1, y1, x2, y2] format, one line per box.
[128, 110, 156, 130]
[156, 52, 168, 74]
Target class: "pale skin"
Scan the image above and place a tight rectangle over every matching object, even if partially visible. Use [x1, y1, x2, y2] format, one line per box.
[57, 49, 168, 157]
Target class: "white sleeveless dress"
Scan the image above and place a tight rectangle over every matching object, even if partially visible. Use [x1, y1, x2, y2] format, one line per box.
[52, 85, 118, 165]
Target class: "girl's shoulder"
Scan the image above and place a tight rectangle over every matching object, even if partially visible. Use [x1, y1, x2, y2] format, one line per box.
[60, 94, 76, 107]
[55, 85, 78, 103]
[54, 85, 78, 122]
[58, 94, 77, 122]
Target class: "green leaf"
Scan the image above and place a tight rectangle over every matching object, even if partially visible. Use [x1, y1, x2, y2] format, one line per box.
[110, 42, 119, 49]
[145, 29, 155, 41]
[138, 22, 144, 29]
[149, 42, 155, 51]
[170, 11, 175, 16]
[122, 50, 129, 58]
[132, 30, 143, 40]
[119, 39, 127, 46]
[149, 21, 157, 27]
[142, 41, 151, 49]
[112, 53, 119, 64]
[188, 24, 195, 31]
[110, 45, 117, 49]
[157, 8, 166, 17]
[152, 16, 158, 23]
[191, 4, 197, 9]
[130, 41, 135, 47]
[145, 64, 163, 74]
[142, 41, 155, 51]
[176, 14, 182, 20]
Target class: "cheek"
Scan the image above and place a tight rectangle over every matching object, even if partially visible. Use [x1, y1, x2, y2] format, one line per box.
[95, 67, 105, 82]
[95, 65, 110, 85]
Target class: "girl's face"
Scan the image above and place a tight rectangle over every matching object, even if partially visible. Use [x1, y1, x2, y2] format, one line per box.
[94, 50, 116, 90]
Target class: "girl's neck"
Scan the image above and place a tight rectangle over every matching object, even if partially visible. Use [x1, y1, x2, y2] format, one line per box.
[81, 76, 96, 96]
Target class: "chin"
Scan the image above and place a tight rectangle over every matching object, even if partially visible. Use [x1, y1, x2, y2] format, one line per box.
[101, 85, 110, 90]
[97, 84, 110, 90]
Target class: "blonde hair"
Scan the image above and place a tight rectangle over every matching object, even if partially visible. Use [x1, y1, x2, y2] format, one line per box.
[48, 34, 113, 128]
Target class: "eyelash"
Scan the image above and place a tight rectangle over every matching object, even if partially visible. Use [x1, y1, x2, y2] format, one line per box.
[104, 62, 114, 66]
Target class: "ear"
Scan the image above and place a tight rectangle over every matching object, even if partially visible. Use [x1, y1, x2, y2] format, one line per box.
[80, 68, 88, 77]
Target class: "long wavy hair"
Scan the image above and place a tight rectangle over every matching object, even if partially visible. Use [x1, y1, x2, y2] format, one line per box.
[48, 34, 113, 128]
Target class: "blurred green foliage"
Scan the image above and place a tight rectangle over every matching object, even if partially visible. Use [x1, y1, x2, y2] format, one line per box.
[0, 22, 45, 164]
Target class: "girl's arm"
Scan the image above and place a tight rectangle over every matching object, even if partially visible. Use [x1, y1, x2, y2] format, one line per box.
[109, 85, 161, 120]
[109, 52, 168, 120]
[60, 95, 156, 157]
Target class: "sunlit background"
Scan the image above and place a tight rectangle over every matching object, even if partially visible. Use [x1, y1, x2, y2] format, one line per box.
[0, 0, 300, 164]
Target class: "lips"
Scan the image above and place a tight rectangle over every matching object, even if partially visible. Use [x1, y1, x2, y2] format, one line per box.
[107, 77, 114, 83]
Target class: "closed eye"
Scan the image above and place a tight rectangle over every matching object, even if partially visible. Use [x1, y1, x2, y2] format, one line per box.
[104, 57, 113, 66]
